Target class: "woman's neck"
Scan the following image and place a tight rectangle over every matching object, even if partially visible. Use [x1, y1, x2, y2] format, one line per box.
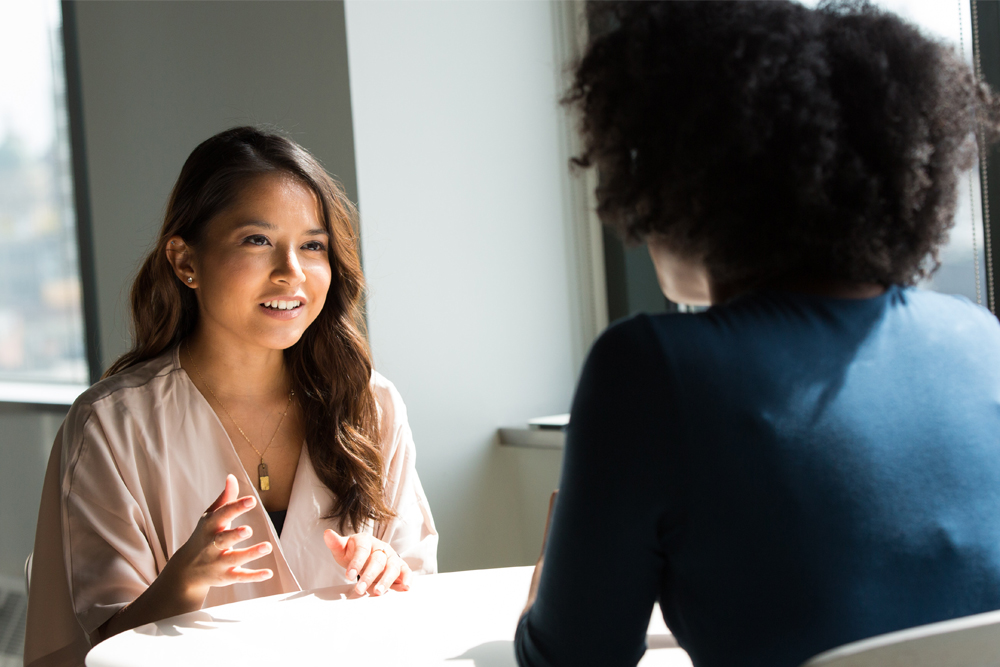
[182, 328, 290, 402]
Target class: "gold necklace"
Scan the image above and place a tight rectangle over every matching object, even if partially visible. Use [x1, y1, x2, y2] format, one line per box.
[186, 342, 294, 491]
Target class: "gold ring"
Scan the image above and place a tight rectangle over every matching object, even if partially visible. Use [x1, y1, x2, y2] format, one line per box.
[371, 548, 388, 560]
[213, 533, 226, 551]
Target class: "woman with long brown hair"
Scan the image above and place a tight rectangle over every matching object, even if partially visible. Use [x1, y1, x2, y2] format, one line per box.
[24, 126, 437, 667]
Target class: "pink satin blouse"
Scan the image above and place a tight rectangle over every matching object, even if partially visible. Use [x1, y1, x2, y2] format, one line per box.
[24, 347, 438, 667]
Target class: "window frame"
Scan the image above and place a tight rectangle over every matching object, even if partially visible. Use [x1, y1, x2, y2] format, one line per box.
[0, 1, 101, 407]
[972, 0, 1000, 315]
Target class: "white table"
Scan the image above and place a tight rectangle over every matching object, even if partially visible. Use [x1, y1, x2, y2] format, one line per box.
[86, 566, 693, 666]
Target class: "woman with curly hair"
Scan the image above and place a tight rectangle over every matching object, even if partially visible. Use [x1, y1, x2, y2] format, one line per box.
[516, 2, 1000, 666]
[24, 127, 437, 667]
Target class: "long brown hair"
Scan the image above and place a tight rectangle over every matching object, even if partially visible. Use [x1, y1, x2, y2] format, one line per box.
[106, 126, 392, 531]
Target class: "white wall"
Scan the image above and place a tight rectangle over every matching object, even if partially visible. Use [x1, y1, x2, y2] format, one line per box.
[345, 1, 577, 571]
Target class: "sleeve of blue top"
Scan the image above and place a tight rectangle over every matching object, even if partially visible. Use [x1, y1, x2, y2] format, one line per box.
[515, 316, 676, 667]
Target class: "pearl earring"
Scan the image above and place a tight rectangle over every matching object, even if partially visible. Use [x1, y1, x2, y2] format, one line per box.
[187, 277, 193, 284]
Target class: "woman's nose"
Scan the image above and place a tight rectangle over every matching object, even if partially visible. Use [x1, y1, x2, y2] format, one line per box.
[273, 247, 306, 285]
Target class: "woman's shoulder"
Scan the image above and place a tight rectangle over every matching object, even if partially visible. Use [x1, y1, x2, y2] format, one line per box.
[54, 348, 189, 486]
[369, 370, 411, 451]
[370, 370, 406, 417]
[899, 286, 1000, 327]
[588, 312, 692, 371]
[578, 314, 681, 402]
[894, 287, 1000, 360]
[64, 348, 184, 437]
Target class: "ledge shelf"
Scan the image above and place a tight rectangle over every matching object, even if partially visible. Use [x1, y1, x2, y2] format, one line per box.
[0, 381, 88, 409]
[498, 427, 566, 449]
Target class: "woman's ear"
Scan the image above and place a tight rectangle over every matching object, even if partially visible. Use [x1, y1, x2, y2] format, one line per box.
[165, 236, 198, 288]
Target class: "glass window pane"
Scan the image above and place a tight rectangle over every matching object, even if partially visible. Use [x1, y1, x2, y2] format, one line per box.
[0, 0, 88, 384]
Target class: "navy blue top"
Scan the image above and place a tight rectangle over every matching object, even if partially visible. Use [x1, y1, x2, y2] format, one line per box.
[515, 286, 1000, 667]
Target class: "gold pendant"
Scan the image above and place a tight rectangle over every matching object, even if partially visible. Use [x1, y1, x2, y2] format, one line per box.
[258, 462, 270, 491]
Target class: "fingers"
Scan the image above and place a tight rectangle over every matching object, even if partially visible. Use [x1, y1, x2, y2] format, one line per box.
[344, 538, 370, 583]
[212, 525, 253, 551]
[323, 529, 349, 560]
[389, 562, 413, 592]
[203, 539, 273, 588]
[207, 495, 256, 533]
[220, 541, 272, 568]
[202, 476, 255, 540]
[355, 547, 385, 595]
[356, 546, 404, 596]
[330, 533, 407, 595]
[206, 474, 240, 513]
[370, 556, 401, 596]
[175, 481, 271, 602]
[227, 566, 274, 583]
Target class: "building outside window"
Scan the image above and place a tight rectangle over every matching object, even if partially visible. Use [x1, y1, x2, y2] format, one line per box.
[0, 0, 88, 390]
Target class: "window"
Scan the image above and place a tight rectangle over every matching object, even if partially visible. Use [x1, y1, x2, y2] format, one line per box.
[972, 0, 1000, 313]
[0, 0, 92, 399]
[880, 0, 989, 308]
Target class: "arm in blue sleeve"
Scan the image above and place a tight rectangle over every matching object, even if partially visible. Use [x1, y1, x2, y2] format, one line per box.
[515, 316, 677, 667]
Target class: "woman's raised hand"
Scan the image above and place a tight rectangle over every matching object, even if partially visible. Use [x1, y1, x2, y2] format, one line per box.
[100, 475, 273, 640]
[324, 529, 412, 596]
[161, 474, 273, 607]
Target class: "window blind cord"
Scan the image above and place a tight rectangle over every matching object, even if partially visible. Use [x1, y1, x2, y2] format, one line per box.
[960, 0, 985, 307]
[970, 0, 996, 312]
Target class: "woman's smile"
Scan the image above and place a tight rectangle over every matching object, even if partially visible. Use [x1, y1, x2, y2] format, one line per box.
[259, 297, 306, 319]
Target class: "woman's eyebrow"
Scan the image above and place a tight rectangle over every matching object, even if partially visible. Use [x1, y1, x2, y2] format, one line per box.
[233, 219, 328, 236]
[233, 219, 277, 232]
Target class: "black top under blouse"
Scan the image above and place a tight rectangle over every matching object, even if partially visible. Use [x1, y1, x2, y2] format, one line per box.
[267, 509, 287, 537]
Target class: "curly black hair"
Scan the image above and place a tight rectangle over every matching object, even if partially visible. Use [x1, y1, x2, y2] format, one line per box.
[565, 0, 1000, 290]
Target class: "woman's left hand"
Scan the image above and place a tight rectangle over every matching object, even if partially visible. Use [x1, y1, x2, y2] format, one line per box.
[324, 529, 413, 596]
[523, 490, 559, 616]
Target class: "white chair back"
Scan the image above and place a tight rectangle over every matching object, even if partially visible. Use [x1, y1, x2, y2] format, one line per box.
[801, 609, 1000, 667]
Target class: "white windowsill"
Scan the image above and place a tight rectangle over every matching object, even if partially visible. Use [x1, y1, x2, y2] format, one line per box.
[0, 381, 89, 408]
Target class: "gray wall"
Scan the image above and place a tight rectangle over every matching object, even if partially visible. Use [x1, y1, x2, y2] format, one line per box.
[75, 0, 358, 366]
[0, 407, 62, 581]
